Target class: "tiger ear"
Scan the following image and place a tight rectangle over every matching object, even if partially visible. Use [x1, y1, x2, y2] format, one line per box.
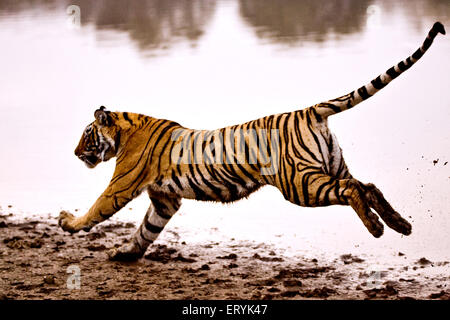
[94, 106, 112, 126]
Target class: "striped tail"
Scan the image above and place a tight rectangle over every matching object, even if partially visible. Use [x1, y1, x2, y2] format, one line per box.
[315, 21, 446, 118]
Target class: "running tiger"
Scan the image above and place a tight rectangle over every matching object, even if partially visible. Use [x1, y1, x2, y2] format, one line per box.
[59, 22, 445, 261]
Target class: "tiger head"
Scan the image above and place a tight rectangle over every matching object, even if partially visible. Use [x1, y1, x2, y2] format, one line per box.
[74, 106, 120, 168]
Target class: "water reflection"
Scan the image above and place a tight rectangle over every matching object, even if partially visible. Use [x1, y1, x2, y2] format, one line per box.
[0, 0, 217, 51]
[75, 0, 216, 50]
[239, 0, 450, 44]
[1, 0, 449, 51]
[0, 0, 59, 14]
[377, 0, 450, 21]
[239, 0, 373, 43]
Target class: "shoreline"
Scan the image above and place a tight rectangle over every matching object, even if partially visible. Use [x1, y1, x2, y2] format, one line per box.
[0, 212, 448, 300]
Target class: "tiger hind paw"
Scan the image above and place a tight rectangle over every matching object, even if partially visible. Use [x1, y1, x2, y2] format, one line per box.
[107, 243, 144, 262]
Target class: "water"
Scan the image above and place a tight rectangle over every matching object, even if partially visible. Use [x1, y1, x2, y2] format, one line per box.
[0, 0, 449, 264]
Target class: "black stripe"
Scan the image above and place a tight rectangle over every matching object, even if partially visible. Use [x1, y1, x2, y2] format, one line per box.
[287, 154, 300, 205]
[151, 197, 168, 212]
[301, 171, 314, 206]
[235, 162, 261, 185]
[289, 131, 310, 164]
[123, 112, 134, 126]
[171, 171, 183, 190]
[322, 178, 337, 206]
[115, 120, 151, 164]
[406, 57, 412, 66]
[118, 121, 180, 196]
[203, 163, 239, 200]
[243, 135, 259, 172]
[319, 103, 341, 113]
[398, 61, 411, 72]
[293, 111, 320, 163]
[144, 220, 163, 234]
[156, 210, 172, 220]
[186, 175, 210, 200]
[139, 226, 152, 242]
[314, 181, 329, 205]
[189, 163, 223, 200]
[347, 91, 355, 109]
[310, 107, 322, 122]
[155, 134, 177, 182]
[281, 113, 293, 198]
[412, 48, 424, 60]
[132, 237, 143, 251]
[111, 119, 163, 184]
[220, 163, 249, 189]
[357, 86, 372, 100]
[423, 36, 432, 50]
[371, 76, 387, 90]
[386, 67, 400, 80]
[257, 128, 269, 165]
[224, 128, 235, 164]
[341, 183, 350, 205]
[305, 112, 323, 159]
[334, 181, 342, 204]
[114, 131, 121, 150]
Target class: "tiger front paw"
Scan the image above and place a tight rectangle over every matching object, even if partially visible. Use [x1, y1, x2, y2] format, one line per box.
[58, 210, 78, 234]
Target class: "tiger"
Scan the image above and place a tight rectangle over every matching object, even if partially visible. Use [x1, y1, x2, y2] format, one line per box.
[59, 22, 445, 261]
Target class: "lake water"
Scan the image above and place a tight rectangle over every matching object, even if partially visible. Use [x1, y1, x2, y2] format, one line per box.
[0, 0, 449, 265]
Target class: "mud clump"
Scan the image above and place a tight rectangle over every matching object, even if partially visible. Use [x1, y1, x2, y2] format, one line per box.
[87, 244, 107, 252]
[280, 290, 299, 298]
[98, 222, 133, 233]
[247, 279, 276, 287]
[429, 291, 450, 300]
[340, 254, 364, 264]
[174, 253, 196, 263]
[145, 249, 175, 263]
[364, 285, 398, 299]
[217, 253, 237, 260]
[283, 280, 303, 288]
[3, 236, 43, 249]
[275, 266, 333, 279]
[252, 253, 283, 262]
[416, 257, 432, 266]
[226, 263, 238, 269]
[300, 287, 336, 298]
[43, 276, 55, 285]
[87, 231, 106, 241]
[144, 245, 188, 263]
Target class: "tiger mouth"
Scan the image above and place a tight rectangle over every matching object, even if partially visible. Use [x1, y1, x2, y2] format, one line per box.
[82, 155, 98, 168]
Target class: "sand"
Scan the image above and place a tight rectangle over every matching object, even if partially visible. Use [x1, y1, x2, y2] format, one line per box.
[0, 211, 448, 300]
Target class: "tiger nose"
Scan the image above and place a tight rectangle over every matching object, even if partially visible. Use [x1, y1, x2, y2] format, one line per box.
[74, 148, 82, 158]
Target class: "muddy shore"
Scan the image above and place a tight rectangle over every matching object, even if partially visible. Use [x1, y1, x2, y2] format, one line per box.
[0, 212, 448, 300]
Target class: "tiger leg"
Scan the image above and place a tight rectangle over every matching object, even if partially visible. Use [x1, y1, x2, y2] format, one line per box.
[285, 172, 384, 237]
[108, 196, 181, 261]
[59, 188, 133, 233]
[334, 170, 412, 235]
[323, 142, 411, 235]
[362, 183, 412, 235]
